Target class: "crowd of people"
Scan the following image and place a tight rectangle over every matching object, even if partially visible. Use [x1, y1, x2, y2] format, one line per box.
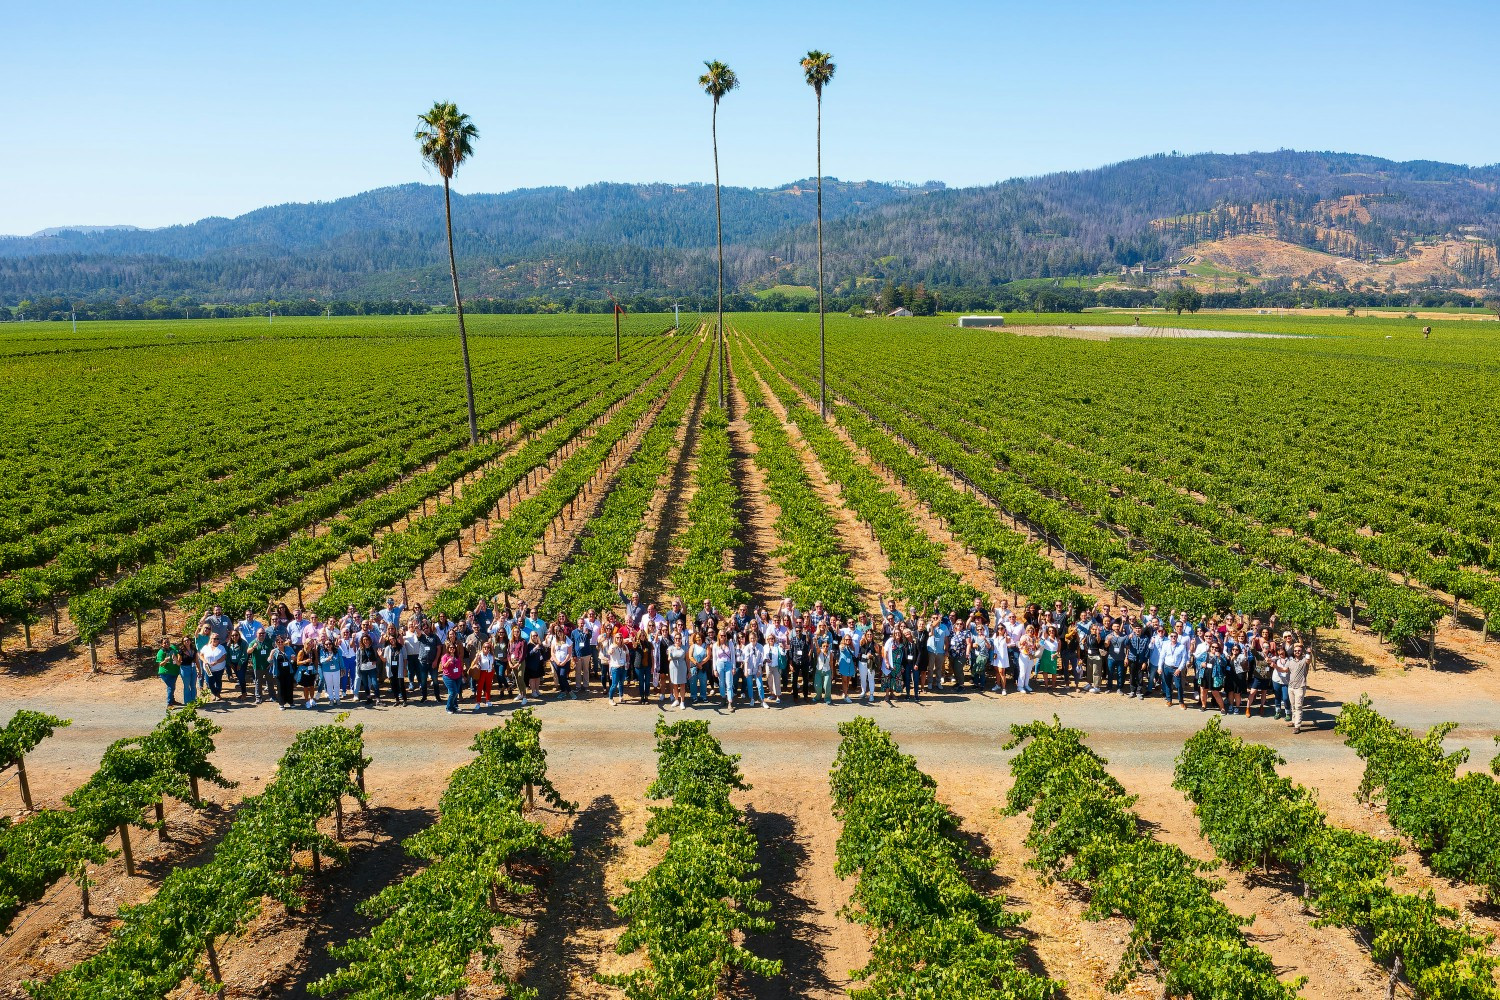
[154, 582, 1318, 733]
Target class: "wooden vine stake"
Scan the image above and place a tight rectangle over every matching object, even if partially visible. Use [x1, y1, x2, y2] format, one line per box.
[119, 825, 135, 877]
[155, 801, 166, 841]
[205, 940, 223, 984]
[15, 756, 33, 811]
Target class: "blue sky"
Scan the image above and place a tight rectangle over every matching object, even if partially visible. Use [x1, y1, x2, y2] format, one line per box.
[3, 0, 1497, 235]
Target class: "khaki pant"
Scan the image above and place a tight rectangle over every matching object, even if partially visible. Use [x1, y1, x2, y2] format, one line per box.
[1289, 686, 1307, 730]
[1086, 654, 1105, 689]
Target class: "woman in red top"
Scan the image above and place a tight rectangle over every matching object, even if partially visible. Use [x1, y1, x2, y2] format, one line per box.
[439, 637, 466, 714]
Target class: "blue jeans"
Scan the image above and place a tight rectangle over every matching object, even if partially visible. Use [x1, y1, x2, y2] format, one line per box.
[206, 669, 224, 698]
[902, 665, 919, 697]
[746, 675, 765, 703]
[413, 662, 436, 699]
[1160, 666, 1183, 702]
[180, 668, 199, 703]
[355, 669, 379, 700]
[609, 666, 628, 700]
[444, 676, 461, 712]
[1272, 681, 1289, 714]
[1106, 658, 1123, 690]
[161, 673, 178, 705]
[718, 665, 736, 704]
[689, 670, 708, 702]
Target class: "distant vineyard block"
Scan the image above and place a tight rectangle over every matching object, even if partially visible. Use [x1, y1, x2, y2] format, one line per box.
[958, 315, 1006, 328]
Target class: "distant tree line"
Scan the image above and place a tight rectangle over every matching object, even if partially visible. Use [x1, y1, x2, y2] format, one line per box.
[4, 284, 1491, 323]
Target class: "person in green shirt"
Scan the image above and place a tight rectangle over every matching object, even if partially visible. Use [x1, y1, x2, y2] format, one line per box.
[246, 627, 273, 703]
[225, 631, 248, 701]
[156, 636, 180, 708]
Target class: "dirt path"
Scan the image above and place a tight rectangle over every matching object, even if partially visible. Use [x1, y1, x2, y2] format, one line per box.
[731, 337, 892, 603]
[626, 334, 710, 607]
[510, 342, 704, 610]
[742, 334, 1028, 610]
[723, 350, 792, 606]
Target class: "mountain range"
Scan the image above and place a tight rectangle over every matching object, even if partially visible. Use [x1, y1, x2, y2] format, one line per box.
[2, 150, 1497, 304]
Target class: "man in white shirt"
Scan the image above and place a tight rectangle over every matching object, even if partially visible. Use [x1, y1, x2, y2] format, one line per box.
[1158, 633, 1188, 706]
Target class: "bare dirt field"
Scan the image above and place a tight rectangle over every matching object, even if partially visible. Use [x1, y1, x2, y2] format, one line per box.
[1004, 325, 1301, 341]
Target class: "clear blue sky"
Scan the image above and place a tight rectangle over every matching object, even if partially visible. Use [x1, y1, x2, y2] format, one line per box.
[3, 0, 1497, 235]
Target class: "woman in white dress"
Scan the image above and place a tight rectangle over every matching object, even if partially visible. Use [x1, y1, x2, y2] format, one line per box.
[1016, 625, 1040, 695]
[666, 626, 689, 708]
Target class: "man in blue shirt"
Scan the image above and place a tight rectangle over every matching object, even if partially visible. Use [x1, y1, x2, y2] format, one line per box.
[570, 618, 593, 694]
[237, 609, 263, 646]
[379, 598, 405, 632]
[1125, 618, 1153, 699]
[472, 597, 493, 639]
[926, 614, 951, 691]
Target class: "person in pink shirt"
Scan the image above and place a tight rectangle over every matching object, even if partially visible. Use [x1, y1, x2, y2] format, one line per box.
[439, 637, 466, 714]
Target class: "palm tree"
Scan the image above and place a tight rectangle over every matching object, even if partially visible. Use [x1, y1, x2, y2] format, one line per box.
[801, 50, 835, 418]
[699, 60, 738, 408]
[416, 101, 481, 446]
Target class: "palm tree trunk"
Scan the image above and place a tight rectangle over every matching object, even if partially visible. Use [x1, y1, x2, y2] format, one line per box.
[444, 176, 479, 446]
[816, 89, 826, 419]
[713, 100, 725, 408]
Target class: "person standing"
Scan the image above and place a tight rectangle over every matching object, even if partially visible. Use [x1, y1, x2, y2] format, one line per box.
[713, 629, 737, 712]
[549, 625, 575, 699]
[1284, 641, 1312, 734]
[270, 635, 297, 709]
[1159, 631, 1187, 707]
[743, 629, 768, 708]
[604, 627, 629, 706]
[382, 629, 408, 706]
[571, 616, 594, 696]
[295, 638, 319, 708]
[1016, 626, 1039, 695]
[1125, 619, 1152, 699]
[1083, 623, 1105, 694]
[156, 636, 180, 707]
[836, 634, 858, 704]
[474, 640, 496, 709]
[179, 631, 201, 704]
[246, 627, 273, 703]
[318, 637, 344, 705]
[855, 628, 877, 705]
[355, 634, 380, 704]
[666, 626, 689, 709]
[439, 637, 466, 714]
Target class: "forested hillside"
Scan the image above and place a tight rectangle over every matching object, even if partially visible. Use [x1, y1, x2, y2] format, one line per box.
[2, 151, 1496, 304]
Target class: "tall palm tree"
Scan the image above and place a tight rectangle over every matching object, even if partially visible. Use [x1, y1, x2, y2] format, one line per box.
[801, 50, 835, 418]
[699, 60, 738, 408]
[416, 101, 481, 446]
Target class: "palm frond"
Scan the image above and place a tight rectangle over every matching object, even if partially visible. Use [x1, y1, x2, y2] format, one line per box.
[415, 101, 479, 180]
[698, 60, 739, 103]
[801, 50, 835, 95]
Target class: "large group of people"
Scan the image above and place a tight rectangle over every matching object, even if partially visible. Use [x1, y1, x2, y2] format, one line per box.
[154, 580, 1318, 733]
